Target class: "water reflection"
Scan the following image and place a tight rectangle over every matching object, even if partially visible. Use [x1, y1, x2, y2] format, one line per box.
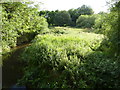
[2, 43, 30, 88]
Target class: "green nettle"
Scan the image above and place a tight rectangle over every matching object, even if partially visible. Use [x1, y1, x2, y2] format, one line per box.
[18, 34, 119, 88]
[2, 2, 48, 53]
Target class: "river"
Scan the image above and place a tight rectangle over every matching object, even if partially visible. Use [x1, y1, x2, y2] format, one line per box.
[2, 43, 30, 89]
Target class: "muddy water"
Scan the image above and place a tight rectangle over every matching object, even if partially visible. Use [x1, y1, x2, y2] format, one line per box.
[2, 43, 30, 88]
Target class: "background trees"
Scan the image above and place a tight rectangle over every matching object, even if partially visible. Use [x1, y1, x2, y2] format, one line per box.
[53, 11, 72, 26]
[39, 5, 94, 27]
[68, 5, 94, 26]
[39, 10, 72, 26]
[76, 15, 96, 28]
[76, 5, 94, 15]
[68, 9, 79, 26]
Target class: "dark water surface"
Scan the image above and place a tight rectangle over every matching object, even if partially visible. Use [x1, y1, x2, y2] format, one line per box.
[2, 43, 30, 88]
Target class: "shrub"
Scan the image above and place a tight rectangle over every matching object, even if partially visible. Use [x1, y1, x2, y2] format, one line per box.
[76, 15, 96, 28]
[102, 11, 119, 56]
[93, 1, 120, 56]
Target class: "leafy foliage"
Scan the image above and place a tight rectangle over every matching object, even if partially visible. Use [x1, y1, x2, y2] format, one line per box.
[76, 15, 96, 28]
[76, 5, 94, 15]
[93, 14, 107, 34]
[94, 1, 120, 56]
[18, 32, 120, 88]
[2, 1, 120, 88]
[103, 3, 120, 56]
[68, 9, 79, 26]
[39, 10, 58, 26]
[39, 5, 94, 27]
[53, 11, 72, 26]
[68, 5, 94, 26]
[2, 2, 48, 53]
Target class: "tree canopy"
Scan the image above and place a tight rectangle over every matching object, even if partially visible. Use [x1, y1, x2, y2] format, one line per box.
[2, 2, 48, 52]
[39, 5, 94, 27]
[76, 15, 96, 28]
[53, 11, 72, 26]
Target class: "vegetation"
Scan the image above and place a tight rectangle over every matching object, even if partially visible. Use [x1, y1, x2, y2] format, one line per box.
[39, 5, 94, 26]
[2, 2, 48, 53]
[18, 27, 119, 88]
[2, 0, 120, 89]
[53, 11, 72, 26]
[76, 15, 96, 28]
[94, 1, 120, 56]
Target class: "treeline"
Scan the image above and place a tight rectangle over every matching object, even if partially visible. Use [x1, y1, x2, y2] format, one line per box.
[39, 5, 94, 27]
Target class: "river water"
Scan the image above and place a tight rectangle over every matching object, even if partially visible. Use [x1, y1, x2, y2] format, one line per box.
[2, 43, 30, 89]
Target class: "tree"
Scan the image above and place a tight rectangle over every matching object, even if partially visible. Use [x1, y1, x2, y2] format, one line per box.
[68, 9, 79, 26]
[77, 5, 94, 15]
[76, 15, 96, 28]
[2, 2, 48, 53]
[96, 0, 120, 56]
[93, 13, 108, 33]
[105, 1, 120, 56]
[98, 11, 107, 15]
[68, 5, 94, 26]
[39, 10, 59, 26]
[53, 11, 72, 26]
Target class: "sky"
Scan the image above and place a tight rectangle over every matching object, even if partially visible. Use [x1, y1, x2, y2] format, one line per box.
[32, 0, 111, 13]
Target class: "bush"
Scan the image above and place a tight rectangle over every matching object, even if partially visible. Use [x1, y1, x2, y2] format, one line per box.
[76, 15, 96, 28]
[102, 11, 119, 56]
[85, 52, 120, 88]
[93, 1, 120, 56]
[93, 15, 103, 33]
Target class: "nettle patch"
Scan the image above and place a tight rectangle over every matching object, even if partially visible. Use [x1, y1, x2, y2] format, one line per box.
[19, 34, 119, 88]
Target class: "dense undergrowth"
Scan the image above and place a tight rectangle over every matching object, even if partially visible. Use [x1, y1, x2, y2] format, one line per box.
[2, 1, 120, 88]
[18, 27, 120, 88]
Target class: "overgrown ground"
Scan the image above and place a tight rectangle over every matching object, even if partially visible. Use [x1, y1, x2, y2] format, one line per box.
[17, 27, 119, 88]
[2, 1, 120, 89]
